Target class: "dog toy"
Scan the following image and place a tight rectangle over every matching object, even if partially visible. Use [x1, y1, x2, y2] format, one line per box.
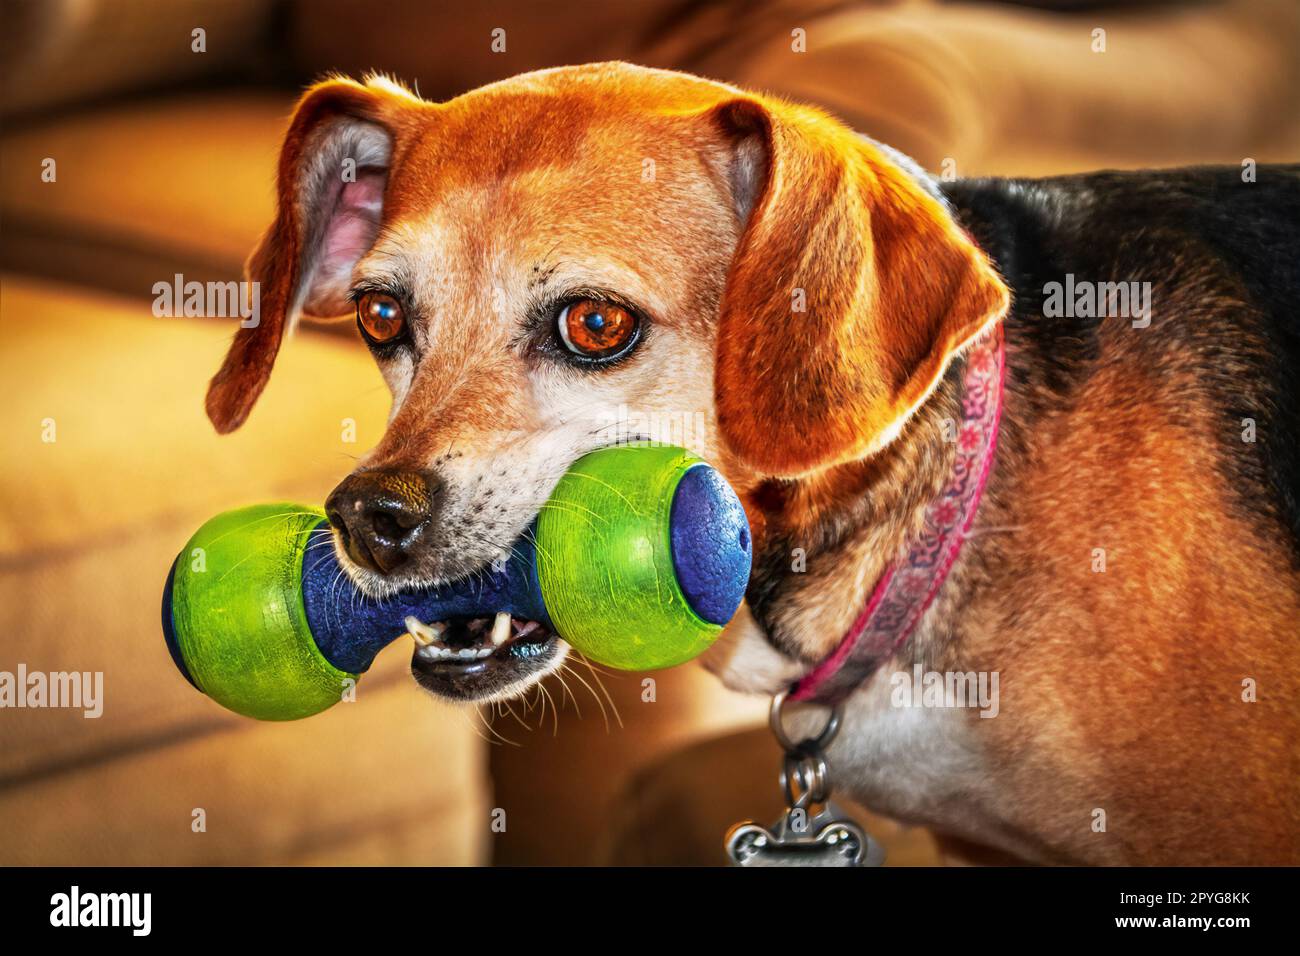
[162, 445, 751, 720]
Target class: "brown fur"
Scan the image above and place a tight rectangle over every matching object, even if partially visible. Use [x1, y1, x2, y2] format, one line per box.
[949, 276, 1300, 863]
[711, 98, 1007, 476]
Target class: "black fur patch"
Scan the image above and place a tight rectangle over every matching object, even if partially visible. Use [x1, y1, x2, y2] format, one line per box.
[944, 166, 1300, 564]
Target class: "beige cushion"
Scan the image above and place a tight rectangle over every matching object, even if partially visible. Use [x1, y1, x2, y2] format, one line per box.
[0, 276, 384, 558]
[710, 0, 1300, 175]
[0, 276, 489, 864]
[0, 94, 289, 290]
[286, 0, 715, 100]
[0, 0, 273, 118]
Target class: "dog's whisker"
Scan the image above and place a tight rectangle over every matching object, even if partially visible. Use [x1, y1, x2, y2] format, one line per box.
[476, 704, 520, 748]
[456, 704, 497, 747]
[538, 681, 559, 736]
[573, 654, 622, 727]
[549, 668, 581, 721]
[499, 696, 530, 732]
[572, 651, 620, 681]
[561, 661, 618, 732]
[201, 510, 324, 549]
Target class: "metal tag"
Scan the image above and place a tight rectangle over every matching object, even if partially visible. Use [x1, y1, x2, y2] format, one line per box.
[726, 801, 885, 867]
[725, 693, 886, 868]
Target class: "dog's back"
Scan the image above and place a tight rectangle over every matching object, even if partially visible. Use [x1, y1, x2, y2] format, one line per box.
[929, 167, 1300, 863]
[947, 165, 1300, 559]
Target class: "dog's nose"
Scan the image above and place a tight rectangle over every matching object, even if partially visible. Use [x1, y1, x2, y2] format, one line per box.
[325, 471, 440, 575]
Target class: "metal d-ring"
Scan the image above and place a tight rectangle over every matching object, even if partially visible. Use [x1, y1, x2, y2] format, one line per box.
[729, 691, 883, 866]
[769, 690, 842, 754]
[771, 691, 842, 808]
[781, 749, 830, 808]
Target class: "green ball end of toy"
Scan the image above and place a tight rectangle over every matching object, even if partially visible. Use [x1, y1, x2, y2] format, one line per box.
[536, 444, 726, 670]
[168, 503, 354, 720]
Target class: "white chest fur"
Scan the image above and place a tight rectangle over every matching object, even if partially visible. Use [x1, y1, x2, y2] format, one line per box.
[803, 661, 1050, 863]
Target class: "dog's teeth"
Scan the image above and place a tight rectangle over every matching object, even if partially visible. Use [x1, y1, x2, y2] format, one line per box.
[405, 616, 446, 648]
[406, 616, 433, 647]
[491, 611, 511, 647]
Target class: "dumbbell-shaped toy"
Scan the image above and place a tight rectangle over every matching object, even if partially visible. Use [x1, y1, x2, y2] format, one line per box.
[162, 445, 751, 720]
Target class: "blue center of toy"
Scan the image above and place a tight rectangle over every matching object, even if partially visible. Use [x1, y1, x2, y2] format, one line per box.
[300, 522, 552, 673]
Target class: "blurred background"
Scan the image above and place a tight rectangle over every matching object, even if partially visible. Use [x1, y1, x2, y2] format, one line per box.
[1, 0, 1297, 866]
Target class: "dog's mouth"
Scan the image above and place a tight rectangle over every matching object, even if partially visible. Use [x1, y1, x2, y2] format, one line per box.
[405, 612, 563, 701]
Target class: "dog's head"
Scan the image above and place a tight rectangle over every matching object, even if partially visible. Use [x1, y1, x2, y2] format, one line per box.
[207, 62, 1006, 702]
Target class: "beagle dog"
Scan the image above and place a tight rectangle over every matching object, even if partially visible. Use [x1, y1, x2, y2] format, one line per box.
[207, 63, 1300, 865]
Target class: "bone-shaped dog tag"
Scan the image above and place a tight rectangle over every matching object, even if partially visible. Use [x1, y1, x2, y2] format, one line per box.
[726, 801, 885, 867]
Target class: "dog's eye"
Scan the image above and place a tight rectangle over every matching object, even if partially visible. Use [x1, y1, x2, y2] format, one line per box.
[357, 292, 406, 345]
[557, 299, 637, 359]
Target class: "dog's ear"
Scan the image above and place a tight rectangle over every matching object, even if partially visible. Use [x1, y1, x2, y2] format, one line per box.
[709, 98, 1009, 476]
[206, 77, 422, 433]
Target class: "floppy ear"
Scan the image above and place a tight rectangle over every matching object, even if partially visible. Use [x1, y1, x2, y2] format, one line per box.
[710, 98, 1009, 476]
[206, 77, 421, 433]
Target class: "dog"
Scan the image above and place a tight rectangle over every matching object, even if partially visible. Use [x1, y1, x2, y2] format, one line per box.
[206, 62, 1300, 865]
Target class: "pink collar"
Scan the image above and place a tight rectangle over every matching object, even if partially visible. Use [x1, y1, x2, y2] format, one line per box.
[789, 324, 1007, 705]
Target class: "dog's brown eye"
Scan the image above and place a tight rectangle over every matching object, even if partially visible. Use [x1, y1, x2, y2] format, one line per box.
[557, 299, 637, 359]
[357, 292, 406, 344]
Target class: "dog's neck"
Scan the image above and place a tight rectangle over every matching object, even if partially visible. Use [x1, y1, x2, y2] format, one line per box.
[743, 352, 969, 667]
[741, 158, 1017, 682]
